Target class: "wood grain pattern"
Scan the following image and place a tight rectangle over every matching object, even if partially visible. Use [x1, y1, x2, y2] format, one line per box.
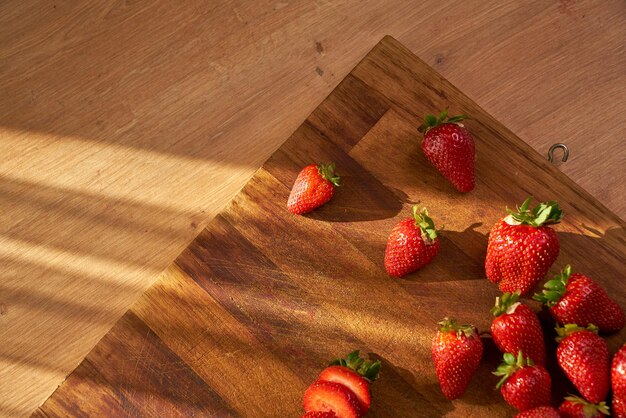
[37, 36, 625, 417]
[32, 311, 236, 418]
[2, 1, 625, 415]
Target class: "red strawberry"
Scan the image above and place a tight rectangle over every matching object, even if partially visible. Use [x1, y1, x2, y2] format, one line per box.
[418, 110, 475, 192]
[491, 291, 546, 365]
[515, 406, 561, 418]
[556, 324, 610, 404]
[485, 197, 562, 295]
[534, 265, 625, 333]
[288, 163, 340, 214]
[558, 395, 610, 417]
[319, 351, 381, 414]
[384, 206, 440, 277]
[612, 343, 626, 418]
[302, 412, 338, 418]
[493, 351, 552, 411]
[432, 317, 483, 400]
[303, 380, 361, 418]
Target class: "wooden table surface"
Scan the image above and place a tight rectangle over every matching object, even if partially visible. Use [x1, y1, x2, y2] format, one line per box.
[36, 36, 626, 417]
[1, 1, 624, 416]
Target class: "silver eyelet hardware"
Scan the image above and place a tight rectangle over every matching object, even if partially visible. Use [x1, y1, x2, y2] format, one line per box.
[548, 143, 569, 163]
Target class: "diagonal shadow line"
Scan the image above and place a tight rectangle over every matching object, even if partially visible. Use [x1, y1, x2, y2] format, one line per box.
[0, 174, 194, 239]
[0, 256, 141, 290]
[0, 285, 122, 325]
[0, 174, 212, 268]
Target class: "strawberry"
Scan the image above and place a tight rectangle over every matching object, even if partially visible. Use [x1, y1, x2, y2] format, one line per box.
[319, 351, 381, 414]
[491, 291, 546, 365]
[288, 163, 340, 214]
[612, 343, 626, 418]
[485, 197, 562, 295]
[515, 406, 561, 418]
[558, 395, 610, 417]
[493, 351, 552, 411]
[303, 380, 361, 418]
[432, 317, 483, 400]
[384, 206, 440, 277]
[418, 109, 475, 192]
[556, 324, 610, 404]
[302, 412, 338, 418]
[533, 265, 625, 333]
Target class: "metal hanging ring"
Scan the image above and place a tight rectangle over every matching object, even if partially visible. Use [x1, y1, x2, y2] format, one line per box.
[548, 143, 569, 163]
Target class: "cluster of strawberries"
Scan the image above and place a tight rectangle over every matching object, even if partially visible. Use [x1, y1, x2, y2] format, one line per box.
[286, 110, 625, 417]
[435, 274, 625, 418]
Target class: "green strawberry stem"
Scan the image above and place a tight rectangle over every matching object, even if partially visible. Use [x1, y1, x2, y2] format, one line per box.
[563, 395, 610, 416]
[491, 291, 521, 317]
[317, 162, 341, 187]
[329, 350, 381, 382]
[413, 206, 437, 242]
[532, 265, 572, 306]
[505, 196, 563, 227]
[437, 317, 476, 339]
[555, 323, 599, 342]
[493, 351, 534, 389]
[417, 108, 469, 134]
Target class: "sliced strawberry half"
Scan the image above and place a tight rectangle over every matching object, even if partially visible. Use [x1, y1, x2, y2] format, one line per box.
[319, 350, 381, 414]
[303, 380, 362, 418]
[318, 367, 370, 414]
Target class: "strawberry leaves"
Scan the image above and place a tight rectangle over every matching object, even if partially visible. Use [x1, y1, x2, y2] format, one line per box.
[533, 265, 571, 306]
[423, 114, 437, 129]
[563, 395, 610, 416]
[418, 108, 469, 133]
[491, 291, 522, 317]
[329, 350, 381, 382]
[506, 196, 564, 227]
[446, 115, 467, 123]
[437, 317, 477, 339]
[555, 323, 599, 342]
[493, 351, 534, 389]
[413, 206, 438, 242]
[317, 162, 341, 187]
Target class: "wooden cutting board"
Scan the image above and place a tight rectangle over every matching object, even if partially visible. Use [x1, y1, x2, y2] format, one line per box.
[36, 36, 625, 417]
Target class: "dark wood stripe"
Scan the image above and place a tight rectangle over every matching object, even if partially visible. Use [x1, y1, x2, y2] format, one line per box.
[36, 311, 236, 417]
[307, 73, 390, 153]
